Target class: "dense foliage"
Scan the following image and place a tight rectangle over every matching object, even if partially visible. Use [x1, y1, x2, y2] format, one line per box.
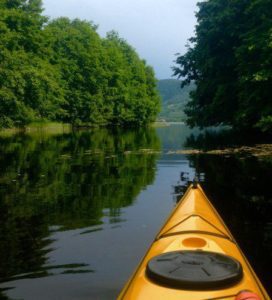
[174, 0, 272, 132]
[157, 79, 193, 122]
[0, 0, 160, 128]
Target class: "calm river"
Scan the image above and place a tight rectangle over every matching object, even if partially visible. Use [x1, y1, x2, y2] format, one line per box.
[0, 124, 271, 299]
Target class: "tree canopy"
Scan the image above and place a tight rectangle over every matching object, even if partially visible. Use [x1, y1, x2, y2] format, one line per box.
[174, 0, 272, 132]
[0, 1, 160, 128]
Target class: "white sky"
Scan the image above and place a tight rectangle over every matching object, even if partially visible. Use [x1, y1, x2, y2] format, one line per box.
[42, 0, 198, 79]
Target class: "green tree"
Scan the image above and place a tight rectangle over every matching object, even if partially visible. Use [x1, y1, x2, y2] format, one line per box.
[174, 0, 272, 132]
[0, 0, 64, 127]
[103, 31, 160, 125]
[0, 1, 160, 128]
[44, 18, 106, 125]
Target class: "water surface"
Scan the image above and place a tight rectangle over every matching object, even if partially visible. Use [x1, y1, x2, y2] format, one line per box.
[0, 124, 271, 299]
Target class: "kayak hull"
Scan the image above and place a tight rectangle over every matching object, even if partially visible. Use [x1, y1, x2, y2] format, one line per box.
[117, 185, 270, 300]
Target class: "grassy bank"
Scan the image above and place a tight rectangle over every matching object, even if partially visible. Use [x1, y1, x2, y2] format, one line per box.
[0, 122, 71, 137]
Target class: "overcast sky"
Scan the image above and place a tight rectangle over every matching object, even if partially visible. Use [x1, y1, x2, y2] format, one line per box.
[42, 0, 198, 79]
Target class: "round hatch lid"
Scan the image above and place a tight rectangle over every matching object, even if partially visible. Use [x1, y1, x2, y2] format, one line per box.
[146, 250, 243, 290]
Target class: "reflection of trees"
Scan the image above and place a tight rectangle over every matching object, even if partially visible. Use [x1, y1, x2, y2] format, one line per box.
[185, 154, 272, 295]
[185, 128, 271, 151]
[172, 172, 191, 202]
[156, 124, 200, 150]
[0, 127, 160, 283]
[0, 211, 51, 281]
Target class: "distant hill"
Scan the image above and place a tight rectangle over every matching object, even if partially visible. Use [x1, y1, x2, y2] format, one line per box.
[157, 79, 194, 122]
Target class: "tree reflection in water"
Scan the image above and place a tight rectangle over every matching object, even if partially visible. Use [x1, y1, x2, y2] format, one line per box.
[0, 127, 160, 289]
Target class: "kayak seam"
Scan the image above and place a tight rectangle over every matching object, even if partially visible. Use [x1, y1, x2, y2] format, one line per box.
[160, 214, 230, 239]
[203, 294, 236, 300]
[117, 185, 270, 299]
[156, 230, 234, 242]
[118, 186, 196, 299]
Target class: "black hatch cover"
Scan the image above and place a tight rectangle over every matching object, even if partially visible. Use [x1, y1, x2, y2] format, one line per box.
[146, 250, 243, 290]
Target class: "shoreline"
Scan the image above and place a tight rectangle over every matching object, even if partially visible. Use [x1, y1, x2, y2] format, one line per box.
[166, 144, 272, 157]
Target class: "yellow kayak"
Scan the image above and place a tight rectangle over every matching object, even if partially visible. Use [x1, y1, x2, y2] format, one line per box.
[118, 184, 270, 300]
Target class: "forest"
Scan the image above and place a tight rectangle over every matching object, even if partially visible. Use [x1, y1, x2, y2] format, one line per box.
[157, 79, 193, 122]
[0, 0, 160, 128]
[174, 0, 272, 132]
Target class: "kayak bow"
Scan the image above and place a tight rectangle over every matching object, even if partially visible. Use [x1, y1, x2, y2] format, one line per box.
[117, 184, 269, 300]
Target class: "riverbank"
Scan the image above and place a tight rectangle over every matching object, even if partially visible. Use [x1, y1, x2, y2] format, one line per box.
[167, 144, 272, 157]
[0, 123, 71, 137]
[0, 121, 172, 136]
[1, 123, 272, 158]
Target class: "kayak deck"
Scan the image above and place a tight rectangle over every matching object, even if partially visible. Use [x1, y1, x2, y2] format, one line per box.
[117, 184, 269, 300]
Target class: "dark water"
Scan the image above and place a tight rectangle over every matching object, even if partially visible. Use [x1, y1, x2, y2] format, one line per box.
[0, 124, 271, 299]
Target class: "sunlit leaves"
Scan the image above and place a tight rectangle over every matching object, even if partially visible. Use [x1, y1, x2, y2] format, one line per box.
[0, 2, 160, 128]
